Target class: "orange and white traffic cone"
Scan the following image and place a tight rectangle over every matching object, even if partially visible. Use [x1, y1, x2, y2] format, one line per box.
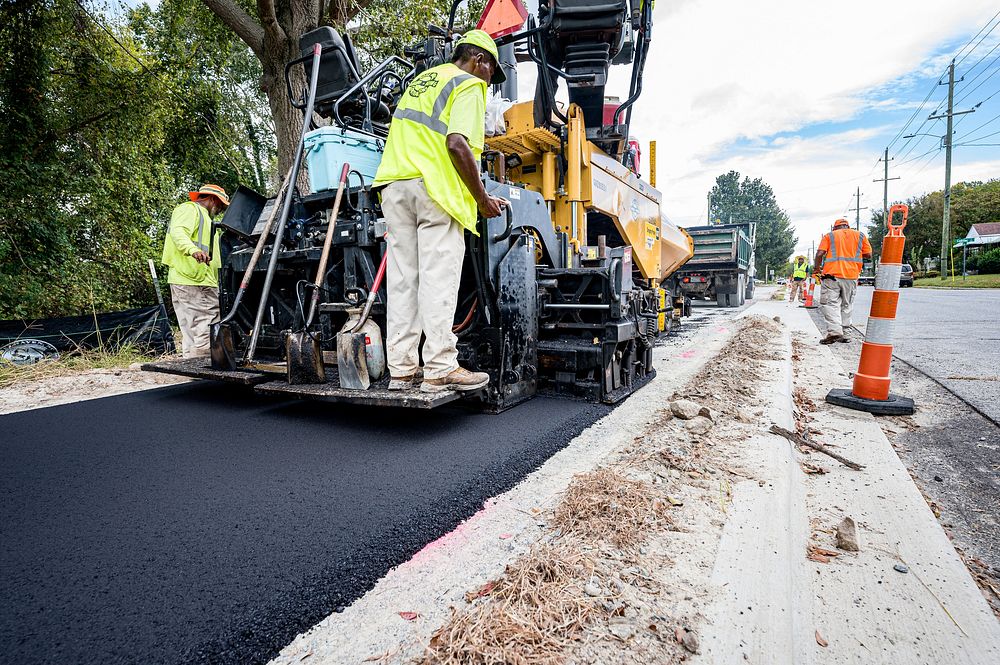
[801, 276, 819, 309]
[826, 204, 914, 415]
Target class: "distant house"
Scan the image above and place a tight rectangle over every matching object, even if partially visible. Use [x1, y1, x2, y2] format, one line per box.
[965, 222, 1000, 249]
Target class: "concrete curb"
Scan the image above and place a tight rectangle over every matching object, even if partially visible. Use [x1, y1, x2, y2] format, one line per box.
[710, 298, 1000, 663]
[269, 314, 744, 664]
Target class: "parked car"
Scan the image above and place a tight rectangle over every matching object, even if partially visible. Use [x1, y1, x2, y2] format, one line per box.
[776, 277, 787, 285]
[858, 273, 875, 286]
[899, 263, 914, 287]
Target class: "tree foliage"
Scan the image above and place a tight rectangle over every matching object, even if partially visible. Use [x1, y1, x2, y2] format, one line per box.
[865, 179, 1000, 270]
[0, 0, 274, 319]
[708, 171, 797, 279]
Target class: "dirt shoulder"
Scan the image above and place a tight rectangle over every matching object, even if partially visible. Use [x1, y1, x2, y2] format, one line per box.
[0, 363, 189, 415]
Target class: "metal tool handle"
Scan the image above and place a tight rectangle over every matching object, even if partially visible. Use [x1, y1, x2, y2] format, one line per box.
[304, 162, 351, 327]
[351, 248, 388, 334]
[245, 43, 323, 364]
[217, 166, 294, 328]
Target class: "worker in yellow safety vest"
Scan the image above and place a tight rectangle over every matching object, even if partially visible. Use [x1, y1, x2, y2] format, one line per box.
[789, 255, 808, 303]
[813, 218, 872, 344]
[373, 30, 509, 394]
[161, 184, 228, 358]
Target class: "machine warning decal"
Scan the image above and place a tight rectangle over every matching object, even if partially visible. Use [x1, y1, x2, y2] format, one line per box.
[645, 222, 658, 250]
[630, 198, 640, 219]
[508, 187, 521, 200]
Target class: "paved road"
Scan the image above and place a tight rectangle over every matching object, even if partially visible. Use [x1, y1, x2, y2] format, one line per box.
[849, 286, 1000, 422]
[1, 386, 607, 664]
[0, 302, 746, 665]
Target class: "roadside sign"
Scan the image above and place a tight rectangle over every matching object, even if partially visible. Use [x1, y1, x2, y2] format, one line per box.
[953, 237, 974, 247]
[477, 0, 528, 39]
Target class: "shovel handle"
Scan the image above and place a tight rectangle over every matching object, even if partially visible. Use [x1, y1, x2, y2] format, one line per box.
[305, 162, 351, 326]
[352, 248, 388, 333]
[239, 167, 294, 290]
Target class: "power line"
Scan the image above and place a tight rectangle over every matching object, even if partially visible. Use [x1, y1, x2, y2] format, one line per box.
[954, 8, 1000, 65]
[955, 11, 1000, 68]
[956, 109, 1000, 141]
[954, 49, 1000, 106]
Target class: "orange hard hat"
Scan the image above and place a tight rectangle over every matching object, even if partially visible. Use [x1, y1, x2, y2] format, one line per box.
[833, 218, 850, 229]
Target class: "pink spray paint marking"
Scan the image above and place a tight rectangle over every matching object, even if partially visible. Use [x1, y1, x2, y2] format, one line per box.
[715, 326, 729, 333]
[677, 349, 699, 359]
[404, 497, 505, 567]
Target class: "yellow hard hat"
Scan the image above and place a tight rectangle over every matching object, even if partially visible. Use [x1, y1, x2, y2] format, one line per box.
[454, 30, 505, 84]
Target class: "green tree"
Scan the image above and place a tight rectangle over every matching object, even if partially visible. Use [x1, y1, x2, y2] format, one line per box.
[708, 170, 797, 279]
[199, 0, 484, 178]
[0, 0, 276, 319]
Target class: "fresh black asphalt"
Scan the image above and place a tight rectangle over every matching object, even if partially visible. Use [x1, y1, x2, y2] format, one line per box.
[1, 383, 609, 664]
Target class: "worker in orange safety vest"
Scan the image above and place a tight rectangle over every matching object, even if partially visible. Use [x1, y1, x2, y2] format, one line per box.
[813, 218, 872, 345]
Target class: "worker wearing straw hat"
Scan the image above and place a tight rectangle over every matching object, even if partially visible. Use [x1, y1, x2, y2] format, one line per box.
[161, 184, 229, 358]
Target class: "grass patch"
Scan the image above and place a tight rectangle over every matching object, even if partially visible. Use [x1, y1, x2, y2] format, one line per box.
[0, 344, 163, 390]
[914, 274, 1000, 289]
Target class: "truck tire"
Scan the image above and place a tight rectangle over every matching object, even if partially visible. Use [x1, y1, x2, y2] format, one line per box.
[716, 292, 728, 307]
[745, 279, 754, 301]
[737, 275, 746, 306]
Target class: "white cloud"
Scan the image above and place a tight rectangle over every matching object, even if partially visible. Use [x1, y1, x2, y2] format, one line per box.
[509, 1, 1000, 260]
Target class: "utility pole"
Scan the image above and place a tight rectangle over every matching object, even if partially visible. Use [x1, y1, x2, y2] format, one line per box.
[873, 146, 899, 229]
[929, 59, 975, 280]
[707, 192, 711, 224]
[849, 187, 868, 231]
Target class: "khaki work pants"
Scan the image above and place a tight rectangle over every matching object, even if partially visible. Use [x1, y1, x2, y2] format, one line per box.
[789, 278, 804, 302]
[382, 178, 466, 380]
[819, 276, 857, 337]
[169, 284, 220, 358]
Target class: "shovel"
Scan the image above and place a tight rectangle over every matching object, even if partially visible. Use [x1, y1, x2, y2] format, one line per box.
[336, 247, 388, 390]
[210, 169, 292, 370]
[286, 162, 351, 384]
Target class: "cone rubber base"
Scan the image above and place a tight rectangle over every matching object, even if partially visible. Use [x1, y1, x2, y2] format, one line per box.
[825, 388, 915, 416]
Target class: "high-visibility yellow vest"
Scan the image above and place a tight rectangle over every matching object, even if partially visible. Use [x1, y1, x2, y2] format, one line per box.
[793, 261, 808, 279]
[161, 201, 221, 286]
[372, 63, 487, 232]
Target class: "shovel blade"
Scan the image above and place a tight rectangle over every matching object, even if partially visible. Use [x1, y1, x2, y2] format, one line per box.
[210, 322, 240, 370]
[286, 331, 326, 385]
[336, 331, 370, 390]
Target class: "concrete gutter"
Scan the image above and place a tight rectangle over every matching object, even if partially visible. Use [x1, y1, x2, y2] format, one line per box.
[698, 298, 1000, 663]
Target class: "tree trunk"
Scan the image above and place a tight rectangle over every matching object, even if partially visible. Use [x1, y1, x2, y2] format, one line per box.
[261, 38, 309, 191]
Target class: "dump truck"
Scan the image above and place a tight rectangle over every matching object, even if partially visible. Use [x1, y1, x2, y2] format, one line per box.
[673, 223, 756, 307]
[144, 0, 694, 412]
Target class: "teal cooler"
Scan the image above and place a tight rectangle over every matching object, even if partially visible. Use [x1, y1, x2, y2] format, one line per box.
[304, 127, 383, 192]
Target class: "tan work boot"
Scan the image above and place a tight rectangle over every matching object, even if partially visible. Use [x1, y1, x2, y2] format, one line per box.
[420, 367, 490, 393]
[388, 368, 423, 391]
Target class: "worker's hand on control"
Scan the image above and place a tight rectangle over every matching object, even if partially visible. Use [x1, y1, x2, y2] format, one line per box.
[192, 250, 211, 265]
[478, 195, 509, 219]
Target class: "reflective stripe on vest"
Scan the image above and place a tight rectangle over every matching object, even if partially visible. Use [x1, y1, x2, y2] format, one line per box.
[793, 262, 808, 279]
[194, 204, 210, 253]
[392, 72, 474, 135]
[823, 229, 865, 267]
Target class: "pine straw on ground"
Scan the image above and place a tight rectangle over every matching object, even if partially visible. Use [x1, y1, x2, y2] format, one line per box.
[419, 316, 783, 665]
[550, 468, 671, 549]
[421, 546, 601, 665]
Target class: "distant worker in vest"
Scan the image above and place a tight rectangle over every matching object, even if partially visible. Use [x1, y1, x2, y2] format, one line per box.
[161, 184, 228, 358]
[813, 218, 872, 344]
[372, 30, 509, 393]
[789, 255, 809, 302]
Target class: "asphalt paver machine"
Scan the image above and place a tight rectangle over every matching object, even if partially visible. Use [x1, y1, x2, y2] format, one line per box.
[144, 0, 694, 412]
